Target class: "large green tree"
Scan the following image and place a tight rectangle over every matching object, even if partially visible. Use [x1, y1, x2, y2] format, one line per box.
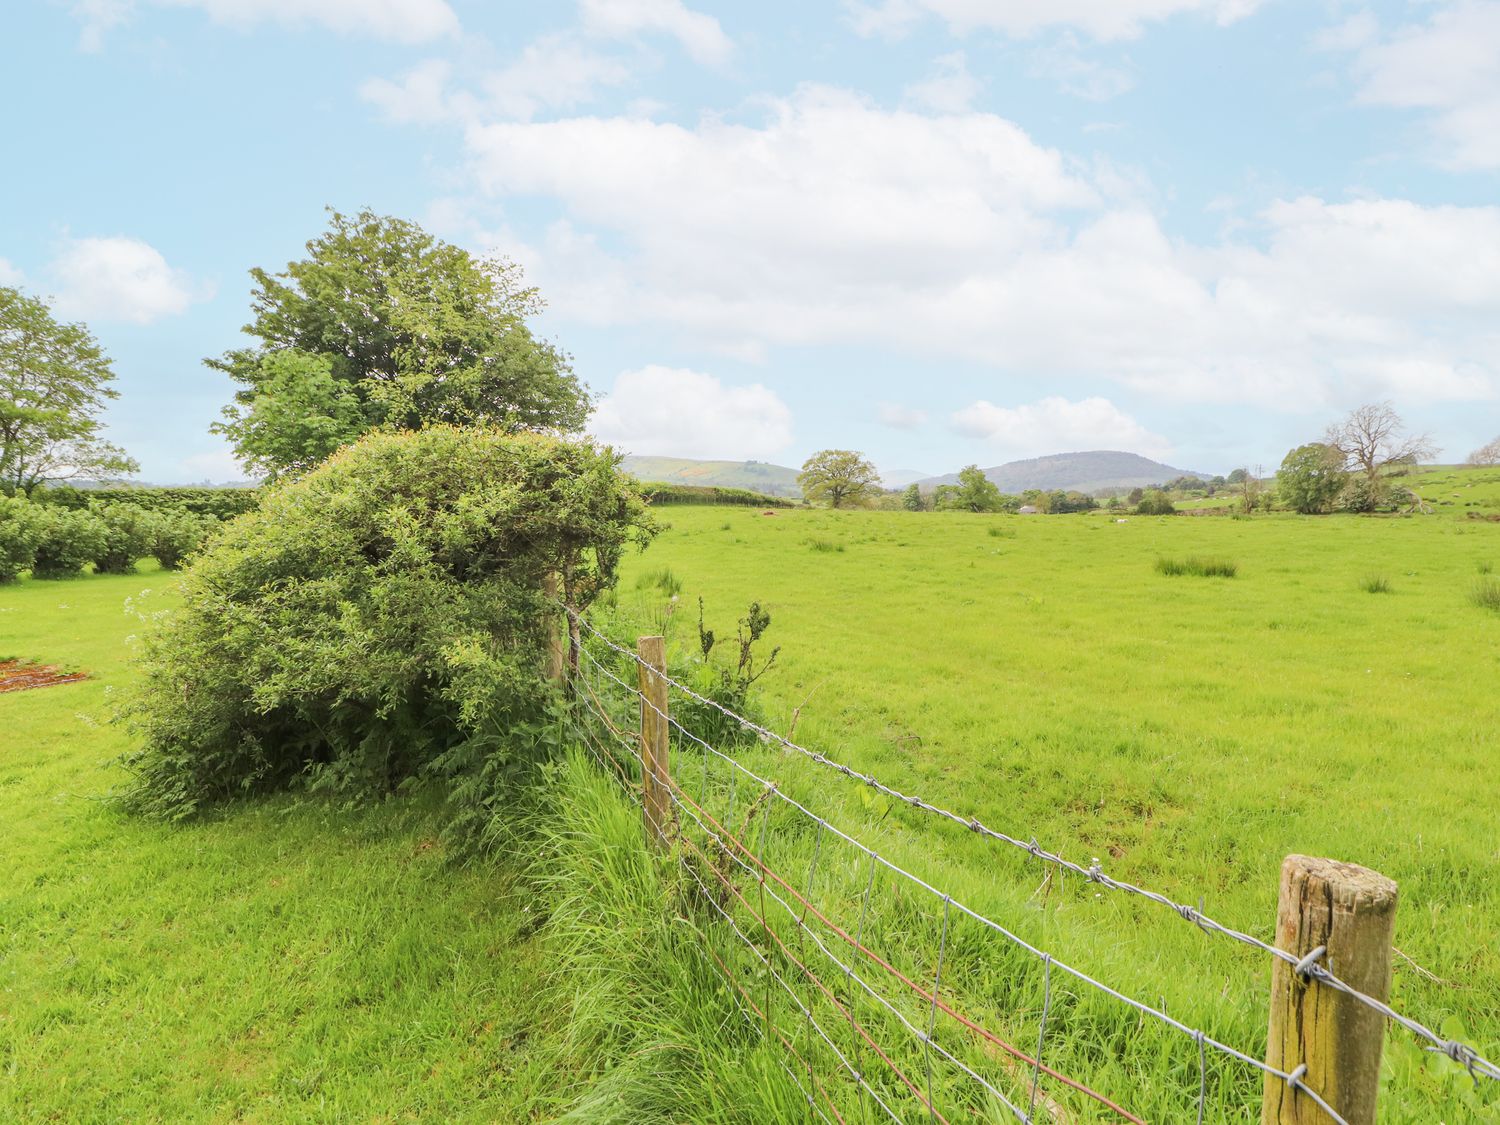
[797, 449, 880, 509]
[944, 465, 1003, 512]
[1278, 443, 1347, 514]
[212, 209, 590, 479]
[0, 286, 137, 494]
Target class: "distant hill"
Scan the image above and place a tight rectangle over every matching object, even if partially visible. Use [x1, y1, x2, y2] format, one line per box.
[620, 456, 802, 497]
[878, 468, 932, 489]
[918, 451, 1203, 494]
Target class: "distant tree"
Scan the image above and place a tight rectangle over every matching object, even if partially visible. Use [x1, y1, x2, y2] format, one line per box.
[1226, 467, 1248, 485]
[1277, 443, 1346, 514]
[1323, 402, 1438, 510]
[901, 482, 924, 511]
[930, 484, 957, 509]
[212, 208, 589, 480]
[0, 286, 138, 494]
[949, 465, 1003, 512]
[1468, 436, 1500, 466]
[1232, 467, 1263, 514]
[1126, 487, 1145, 507]
[798, 450, 880, 509]
[1135, 489, 1175, 515]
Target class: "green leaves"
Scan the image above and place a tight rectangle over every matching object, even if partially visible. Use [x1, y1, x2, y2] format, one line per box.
[211, 209, 590, 480]
[0, 285, 137, 493]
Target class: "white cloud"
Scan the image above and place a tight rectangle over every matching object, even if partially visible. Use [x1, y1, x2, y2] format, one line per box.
[71, 0, 133, 51]
[1028, 35, 1135, 100]
[878, 402, 929, 430]
[1333, 1, 1500, 169]
[589, 366, 793, 460]
[454, 88, 1500, 411]
[578, 0, 732, 65]
[845, 0, 1261, 41]
[360, 59, 455, 125]
[50, 236, 206, 325]
[904, 51, 980, 112]
[0, 258, 24, 286]
[952, 396, 1172, 459]
[481, 35, 634, 120]
[78, 0, 458, 47]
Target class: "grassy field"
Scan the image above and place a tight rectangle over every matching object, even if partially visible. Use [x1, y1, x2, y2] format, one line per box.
[600, 498, 1500, 1120]
[0, 567, 562, 1121]
[5, 488, 1500, 1121]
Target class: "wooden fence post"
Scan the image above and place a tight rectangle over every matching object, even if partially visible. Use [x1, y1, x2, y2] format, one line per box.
[542, 574, 566, 685]
[1263, 855, 1398, 1125]
[636, 636, 670, 850]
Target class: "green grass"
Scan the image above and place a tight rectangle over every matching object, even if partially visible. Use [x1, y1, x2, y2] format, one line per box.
[1362, 573, 1393, 594]
[1472, 576, 1500, 612]
[600, 504, 1500, 1121]
[1155, 554, 1239, 578]
[0, 566, 560, 1121]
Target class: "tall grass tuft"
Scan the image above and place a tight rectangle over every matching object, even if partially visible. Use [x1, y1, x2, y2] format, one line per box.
[807, 538, 845, 553]
[636, 567, 683, 596]
[1155, 556, 1238, 578]
[1472, 576, 1500, 613]
[1361, 574, 1392, 594]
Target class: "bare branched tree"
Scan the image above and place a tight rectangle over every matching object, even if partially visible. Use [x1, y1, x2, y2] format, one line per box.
[1468, 436, 1500, 466]
[1324, 402, 1439, 485]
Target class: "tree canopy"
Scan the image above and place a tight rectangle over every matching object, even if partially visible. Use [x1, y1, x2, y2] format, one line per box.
[1469, 436, 1500, 467]
[0, 286, 137, 494]
[212, 209, 591, 479]
[1323, 402, 1437, 509]
[797, 449, 880, 508]
[944, 465, 1003, 512]
[1278, 443, 1347, 514]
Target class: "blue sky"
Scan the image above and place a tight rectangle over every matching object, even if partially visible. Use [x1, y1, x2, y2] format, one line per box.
[3, 0, 1499, 481]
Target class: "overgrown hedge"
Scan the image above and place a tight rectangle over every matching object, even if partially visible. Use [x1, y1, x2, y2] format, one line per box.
[121, 427, 656, 829]
[639, 482, 794, 508]
[35, 485, 262, 521]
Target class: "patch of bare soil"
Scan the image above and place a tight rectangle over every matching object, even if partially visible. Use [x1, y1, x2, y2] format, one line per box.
[0, 660, 89, 693]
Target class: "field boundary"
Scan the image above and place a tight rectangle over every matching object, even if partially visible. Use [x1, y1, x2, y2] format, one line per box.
[559, 607, 1498, 1123]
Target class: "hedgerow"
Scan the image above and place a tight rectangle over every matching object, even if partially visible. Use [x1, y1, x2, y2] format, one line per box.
[120, 427, 655, 829]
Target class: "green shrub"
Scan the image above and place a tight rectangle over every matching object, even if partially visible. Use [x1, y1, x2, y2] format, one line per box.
[150, 509, 218, 570]
[1136, 489, 1176, 516]
[36, 485, 260, 520]
[1361, 574, 1392, 594]
[1155, 556, 1238, 578]
[91, 503, 159, 574]
[1472, 577, 1500, 613]
[0, 496, 45, 581]
[31, 506, 108, 578]
[121, 427, 656, 825]
[674, 600, 780, 748]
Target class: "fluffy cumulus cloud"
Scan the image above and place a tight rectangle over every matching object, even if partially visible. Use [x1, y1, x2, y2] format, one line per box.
[1329, 1, 1500, 170]
[76, 0, 458, 47]
[50, 236, 205, 324]
[578, 0, 732, 65]
[589, 366, 793, 460]
[454, 87, 1500, 410]
[845, 0, 1261, 41]
[952, 396, 1172, 459]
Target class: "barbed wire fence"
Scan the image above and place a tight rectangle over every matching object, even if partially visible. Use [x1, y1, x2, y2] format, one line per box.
[558, 605, 1497, 1124]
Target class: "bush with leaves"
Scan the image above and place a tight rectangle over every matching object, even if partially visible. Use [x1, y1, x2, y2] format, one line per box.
[149, 509, 218, 570]
[0, 496, 45, 581]
[31, 505, 107, 578]
[90, 502, 158, 574]
[121, 426, 655, 827]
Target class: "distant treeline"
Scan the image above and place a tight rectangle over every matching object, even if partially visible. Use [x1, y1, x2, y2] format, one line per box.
[640, 482, 795, 508]
[35, 485, 262, 521]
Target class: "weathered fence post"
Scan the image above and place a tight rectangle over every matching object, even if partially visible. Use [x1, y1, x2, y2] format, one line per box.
[1263, 855, 1398, 1125]
[636, 635, 670, 850]
[542, 574, 567, 685]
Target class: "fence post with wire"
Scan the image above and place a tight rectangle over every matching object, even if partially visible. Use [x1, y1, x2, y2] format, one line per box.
[560, 609, 1497, 1124]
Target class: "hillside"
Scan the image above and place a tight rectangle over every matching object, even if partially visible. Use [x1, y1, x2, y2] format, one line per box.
[919, 450, 1202, 494]
[620, 456, 802, 497]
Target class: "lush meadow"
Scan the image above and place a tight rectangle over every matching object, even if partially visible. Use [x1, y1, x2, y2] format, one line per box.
[0, 569, 561, 1121]
[598, 502, 1500, 1120]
